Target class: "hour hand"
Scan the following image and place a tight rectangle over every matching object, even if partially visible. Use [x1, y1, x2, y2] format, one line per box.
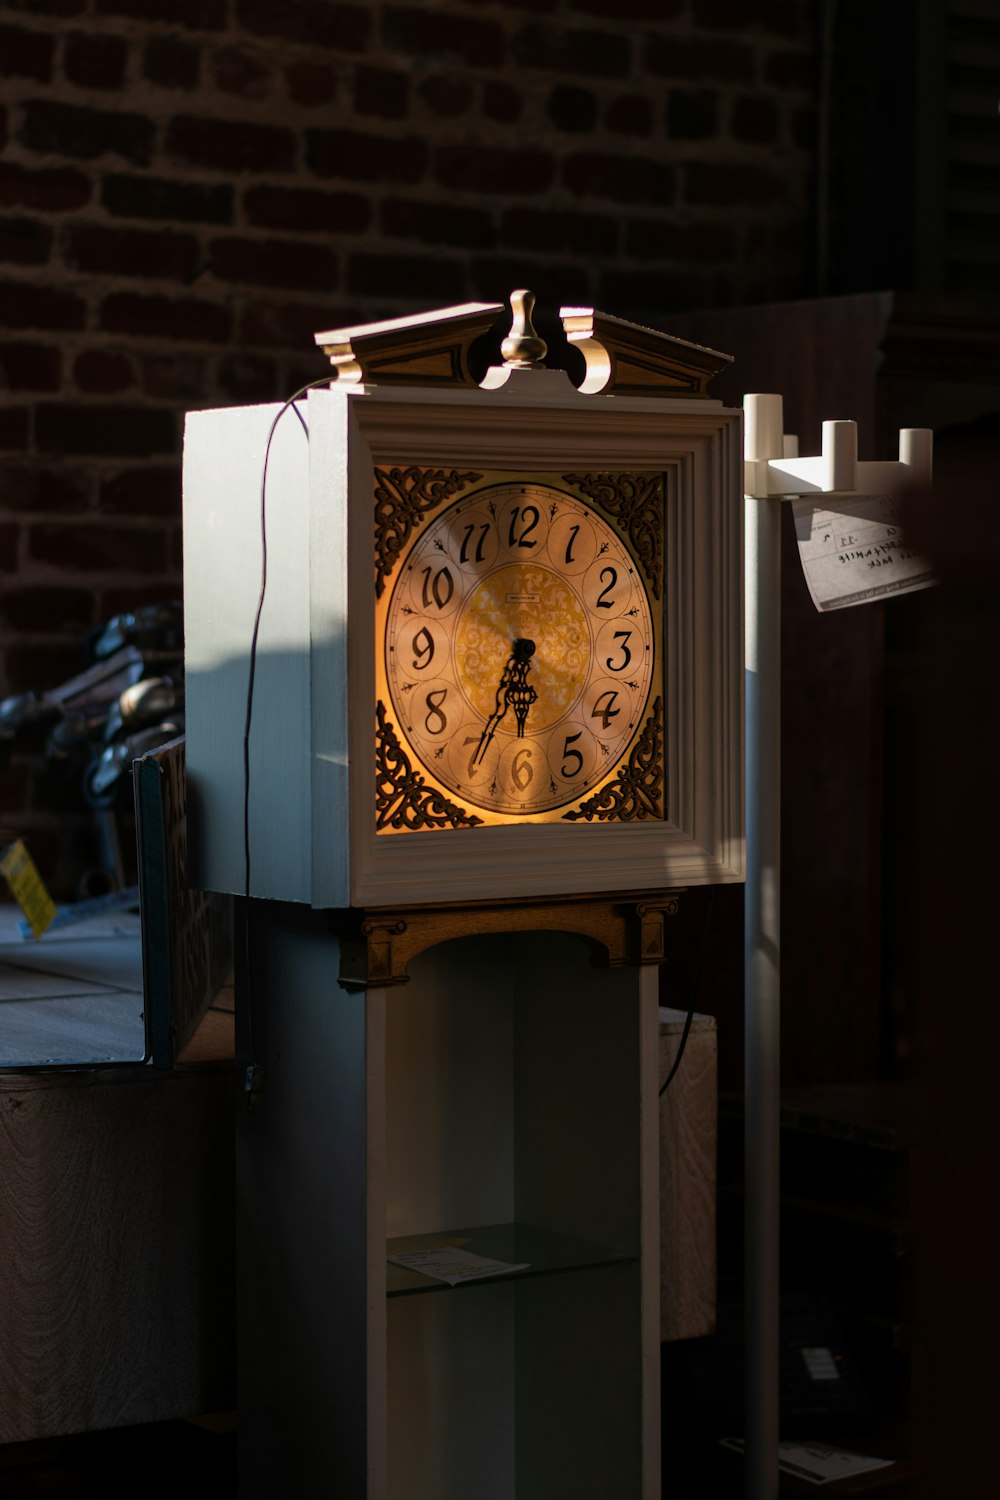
[468, 704, 506, 777]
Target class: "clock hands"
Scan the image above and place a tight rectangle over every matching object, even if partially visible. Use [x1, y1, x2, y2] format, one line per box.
[468, 637, 537, 777]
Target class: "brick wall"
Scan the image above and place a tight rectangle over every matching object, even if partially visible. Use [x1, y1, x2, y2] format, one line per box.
[1, 0, 815, 889]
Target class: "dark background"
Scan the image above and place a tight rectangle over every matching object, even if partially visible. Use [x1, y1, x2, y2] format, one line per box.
[2, 2, 999, 1491]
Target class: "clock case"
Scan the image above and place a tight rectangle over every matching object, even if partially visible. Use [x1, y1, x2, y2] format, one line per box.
[183, 333, 744, 911]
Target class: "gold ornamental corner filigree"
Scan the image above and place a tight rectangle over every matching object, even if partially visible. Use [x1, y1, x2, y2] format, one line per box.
[374, 465, 483, 599]
[563, 697, 664, 823]
[376, 701, 483, 832]
[561, 471, 663, 600]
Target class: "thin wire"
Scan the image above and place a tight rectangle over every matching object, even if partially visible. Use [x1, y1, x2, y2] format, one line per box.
[242, 377, 335, 1094]
[659, 885, 716, 1096]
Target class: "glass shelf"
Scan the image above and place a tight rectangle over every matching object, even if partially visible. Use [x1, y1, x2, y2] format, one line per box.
[386, 1221, 637, 1298]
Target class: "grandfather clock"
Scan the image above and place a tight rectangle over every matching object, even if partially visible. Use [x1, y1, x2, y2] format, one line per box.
[183, 293, 743, 1499]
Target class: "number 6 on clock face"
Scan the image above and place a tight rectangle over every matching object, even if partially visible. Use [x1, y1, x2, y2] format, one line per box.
[378, 476, 661, 824]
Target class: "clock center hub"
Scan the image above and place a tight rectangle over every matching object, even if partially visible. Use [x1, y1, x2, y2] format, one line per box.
[454, 563, 590, 730]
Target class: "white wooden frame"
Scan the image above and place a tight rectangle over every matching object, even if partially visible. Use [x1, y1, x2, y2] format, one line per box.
[184, 378, 743, 909]
[311, 376, 744, 908]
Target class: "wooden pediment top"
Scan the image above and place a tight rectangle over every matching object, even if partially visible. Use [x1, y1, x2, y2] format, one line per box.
[560, 306, 733, 398]
[314, 301, 504, 387]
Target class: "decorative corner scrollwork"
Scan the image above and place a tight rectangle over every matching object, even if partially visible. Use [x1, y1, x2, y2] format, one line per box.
[563, 696, 664, 823]
[374, 466, 483, 598]
[376, 701, 483, 831]
[561, 471, 663, 600]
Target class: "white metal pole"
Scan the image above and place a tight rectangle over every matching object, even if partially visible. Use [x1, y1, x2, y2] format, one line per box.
[743, 395, 783, 1500]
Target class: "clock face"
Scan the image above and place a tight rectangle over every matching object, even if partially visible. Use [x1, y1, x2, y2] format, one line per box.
[376, 475, 661, 825]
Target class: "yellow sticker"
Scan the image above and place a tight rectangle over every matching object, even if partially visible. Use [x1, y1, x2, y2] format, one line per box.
[0, 839, 57, 939]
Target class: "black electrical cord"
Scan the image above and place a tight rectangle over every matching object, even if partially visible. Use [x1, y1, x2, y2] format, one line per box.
[242, 377, 333, 1101]
[659, 885, 716, 1097]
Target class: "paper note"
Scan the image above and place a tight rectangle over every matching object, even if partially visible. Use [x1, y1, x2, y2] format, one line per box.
[792, 492, 935, 611]
[722, 1438, 895, 1485]
[387, 1248, 529, 1285]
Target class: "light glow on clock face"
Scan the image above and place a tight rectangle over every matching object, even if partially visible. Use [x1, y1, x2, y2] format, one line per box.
[380, 479, 657, 821]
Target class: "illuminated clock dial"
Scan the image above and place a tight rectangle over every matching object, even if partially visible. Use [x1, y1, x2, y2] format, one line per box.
[382, 480, 656, 820]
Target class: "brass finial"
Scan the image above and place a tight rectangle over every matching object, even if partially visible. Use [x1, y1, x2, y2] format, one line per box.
[500, 289, 547, 369]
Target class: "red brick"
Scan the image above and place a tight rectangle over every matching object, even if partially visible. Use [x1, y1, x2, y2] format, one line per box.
[215, 47, 273, 100]
[643, 35, 753, 82]
[244, 184, 370, 235]
[101, 173, 233, 225]
[347, 253, 465, 302]
[65, 32, 128, 90]
[140, 353, 208, 399]
[0, 162, 92, 212]
[0, 586, 93, 631]
[0, 523, 19, 570]
[101, 292, 232, 344]
[143, 36, 200, 90]
[685, 161, 784, 204]
[67, 224, 201, 280]
[418, 75, 475, 118]
[383, 7, 504, 68]
[99, 467, 181, 517]
[73, 349, 135, 393]
[215, 355, 279, 403]
[483, 81, 520, 123]
[355, 67, 410, 119]
[95, 0, 226, 30]
[0, 341, 61, 391]
[599, 267, 708, 313]
[693, 0, 801, 38]
[0, 216, 53, 266]
[0, 24, 56, 82]
[240, 299, 349, 351]
[237, 0, 370, 50]
[499, 206, 617, 257]
[285, 62, 337, 107]
[0, 410, 29, 451]
[435, 145, 554, 196]
[209, 236, 339, 292]
[20, 99, 154, 166]
[563, 152, 676, 205]
[668, 88, 719, 140]
[167, 115, 296, 174]
[570, 0, 680, 15]
[20, 100, 154, 166]
[36, 404, 178, 458]
[0, 467, 89, 513]
[546, 85, 598, 133]
[764, 51, 813, 90]
[606, 94, 653, 135]
[29, 522, 168, 573]
[512, 23, 631, 79]
[732, 95, 779, 143]
[625, 219, 735, 260]
[307, 129, 427, 185]
[470, 258, 593, 310]
[0, 283, 86, 332]
[3, 1, 86, 16]
[382, 199, 495, 251]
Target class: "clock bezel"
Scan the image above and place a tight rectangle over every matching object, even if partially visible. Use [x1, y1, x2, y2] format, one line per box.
[308, 378, 744, 907]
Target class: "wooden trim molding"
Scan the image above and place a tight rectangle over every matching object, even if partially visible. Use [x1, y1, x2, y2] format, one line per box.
[333, 891, 684, 988]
